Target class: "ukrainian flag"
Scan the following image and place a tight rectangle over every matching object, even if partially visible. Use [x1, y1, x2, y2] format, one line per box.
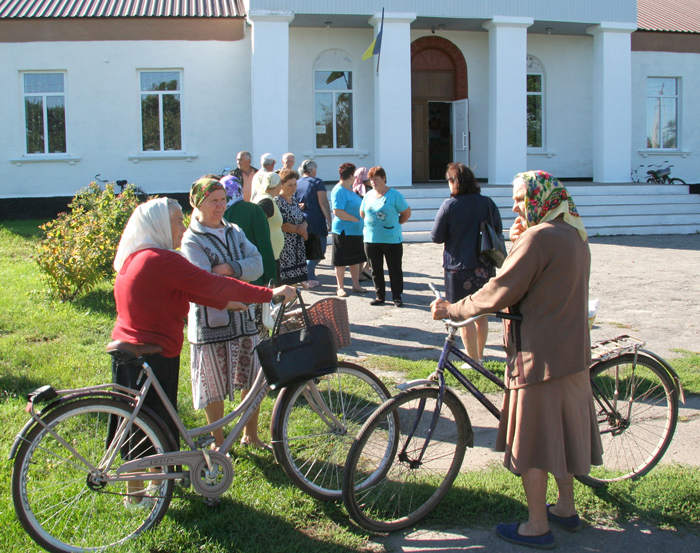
[362, 8, 385, 61]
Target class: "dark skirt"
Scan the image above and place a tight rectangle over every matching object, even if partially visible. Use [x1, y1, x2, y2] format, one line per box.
[444, 266, 496, 303]
[331, 231, 366, 266]
[109, 353, 180, 457]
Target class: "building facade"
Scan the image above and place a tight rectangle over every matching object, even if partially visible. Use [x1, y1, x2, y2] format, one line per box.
[0, 0, 697, 201]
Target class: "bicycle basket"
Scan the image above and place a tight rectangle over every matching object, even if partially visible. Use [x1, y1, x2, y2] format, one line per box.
[657, 167, 671, 177]
[280, 297, 351, 350]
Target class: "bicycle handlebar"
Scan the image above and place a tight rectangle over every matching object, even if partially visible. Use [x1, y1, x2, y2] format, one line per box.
[428, 282, 522, 326]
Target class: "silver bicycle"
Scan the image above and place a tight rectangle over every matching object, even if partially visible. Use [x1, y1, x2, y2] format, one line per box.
[10, 297, 390, 553]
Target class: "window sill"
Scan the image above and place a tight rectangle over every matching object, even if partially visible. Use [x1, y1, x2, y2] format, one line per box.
[128, 152, 198, 163]
[303, 149, 370, 159]
[527, 149, 556, 158]
[638, 149, 691, 159]
[11, 154, 81, 166]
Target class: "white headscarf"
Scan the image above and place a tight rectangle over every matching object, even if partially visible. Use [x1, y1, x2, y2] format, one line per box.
[114, 198, 174, 271]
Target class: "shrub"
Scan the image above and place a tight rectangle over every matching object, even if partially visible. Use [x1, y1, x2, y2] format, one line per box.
[35, 182, 142, 301]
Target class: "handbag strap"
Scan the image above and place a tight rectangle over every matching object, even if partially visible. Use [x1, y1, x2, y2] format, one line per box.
[270, 289, 313, 341]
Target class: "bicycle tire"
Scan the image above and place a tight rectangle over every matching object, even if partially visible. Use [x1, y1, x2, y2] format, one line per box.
[343, 387, 471, 533]
[12, 397, 175, 553]
[671, 177, 686, 185]
[646, 177, 658, 184]
[271, 361, 393, 500]
[576, 354, 678, 488]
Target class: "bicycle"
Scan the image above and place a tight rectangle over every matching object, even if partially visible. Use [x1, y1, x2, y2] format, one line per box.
[10, 294, 391, 552]
[94, 173, 150, 202]
[632, 162, 686, 185]
[341, 283, 683, 532]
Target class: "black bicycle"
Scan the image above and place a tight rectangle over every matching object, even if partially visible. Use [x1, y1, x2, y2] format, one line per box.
[94, 173, 150, 202]
[342, 283, 684, 532]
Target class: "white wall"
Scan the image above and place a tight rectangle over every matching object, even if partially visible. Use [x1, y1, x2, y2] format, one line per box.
[0, 39, 252, 198]
[526, 34, 594, 178]
[632, 51, 700, 184]
[288, 28, 375, 182]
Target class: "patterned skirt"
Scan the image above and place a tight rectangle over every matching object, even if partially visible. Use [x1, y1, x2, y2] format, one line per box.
[190, 335, 260, 410]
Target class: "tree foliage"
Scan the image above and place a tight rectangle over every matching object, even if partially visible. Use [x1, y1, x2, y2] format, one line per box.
[35, 182, 142, 302]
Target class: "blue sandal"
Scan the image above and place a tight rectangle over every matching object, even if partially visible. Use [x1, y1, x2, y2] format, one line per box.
[496, 523, 556, 550]
[546, 504, 582, 533]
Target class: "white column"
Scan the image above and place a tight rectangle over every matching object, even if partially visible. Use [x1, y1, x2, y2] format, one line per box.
[587, 22, 636, 183]
[248, 10, 294, 165]
[483, 16, 533, 184]
[370, 12, 416, 186]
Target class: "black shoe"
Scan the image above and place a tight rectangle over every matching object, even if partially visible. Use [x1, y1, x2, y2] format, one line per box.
[393, 298, 403, 307]
[369, 298, 385, 306]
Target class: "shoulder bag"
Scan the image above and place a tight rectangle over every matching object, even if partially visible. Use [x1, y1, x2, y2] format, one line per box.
[255, 290, 338, 390]
[479, 219, 507, 268]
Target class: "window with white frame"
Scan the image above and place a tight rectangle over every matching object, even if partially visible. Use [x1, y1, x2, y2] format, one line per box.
[23, 72, 67, 155]
[526, 56, 544, 149]
[140, 71, 182, 151]
[315, 70, 353, 149]
[646, 77, 678, 149]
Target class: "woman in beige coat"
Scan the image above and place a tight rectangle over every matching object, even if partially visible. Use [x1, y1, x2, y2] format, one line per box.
[432, 170, 602, 550]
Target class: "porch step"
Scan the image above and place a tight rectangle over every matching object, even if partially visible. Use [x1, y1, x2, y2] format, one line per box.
[397, 182, 700, 241]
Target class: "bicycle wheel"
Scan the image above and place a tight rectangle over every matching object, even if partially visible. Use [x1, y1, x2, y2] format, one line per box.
[343, 387, 471, 533]
[12, 397, 175, 553]
[577, 354, 678, 488]
[271, 361, 393, 500]
[671, 177, 687, 185]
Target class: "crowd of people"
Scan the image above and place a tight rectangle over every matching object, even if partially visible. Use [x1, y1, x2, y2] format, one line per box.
[110, 152, 598, 549]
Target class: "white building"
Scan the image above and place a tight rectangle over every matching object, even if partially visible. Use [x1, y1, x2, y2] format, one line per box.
[1, 0, 699, 233]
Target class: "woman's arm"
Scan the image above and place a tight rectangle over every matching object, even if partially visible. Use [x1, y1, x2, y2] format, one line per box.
[333, 208, 360, 223]
[398, 207, 412, 225]
[318, 190, 332, 230]
[430, 202, 449, 244]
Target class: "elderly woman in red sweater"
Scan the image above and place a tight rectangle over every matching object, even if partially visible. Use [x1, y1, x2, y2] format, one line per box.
[111, 198, 293, 503]
[432, 171, 602, 549]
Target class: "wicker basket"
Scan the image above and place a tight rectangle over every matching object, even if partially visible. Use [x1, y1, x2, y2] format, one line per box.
[280, 297, 351, 350]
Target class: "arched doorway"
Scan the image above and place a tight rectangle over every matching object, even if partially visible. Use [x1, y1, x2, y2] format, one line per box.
[411, 37, 469, 182]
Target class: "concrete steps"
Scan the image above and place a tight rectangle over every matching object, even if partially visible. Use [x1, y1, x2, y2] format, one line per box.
[396, 182, 700, 242]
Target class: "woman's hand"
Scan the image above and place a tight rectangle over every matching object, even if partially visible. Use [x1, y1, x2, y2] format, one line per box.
[226, 301, 248, 312]
[271, 285, 296, 304]
[430, 298, 452, 320]
[298, 222, 309, 240]
[509, 216, 527, 244]
[212, 263, 233, 276]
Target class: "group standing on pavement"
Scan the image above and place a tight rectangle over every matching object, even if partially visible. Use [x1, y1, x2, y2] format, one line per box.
[109, 148, 598, 549]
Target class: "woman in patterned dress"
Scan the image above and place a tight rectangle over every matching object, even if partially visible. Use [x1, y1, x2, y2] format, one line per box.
[181, 177, 269, 449]
[274, 169, 309, 286]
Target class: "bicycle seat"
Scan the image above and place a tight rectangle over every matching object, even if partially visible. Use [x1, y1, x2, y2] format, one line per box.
[106, 340, 162, 362]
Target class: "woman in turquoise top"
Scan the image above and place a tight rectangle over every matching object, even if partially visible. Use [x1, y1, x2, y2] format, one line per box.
[360, 166, 411, 307]
[330, 162, 367, 297]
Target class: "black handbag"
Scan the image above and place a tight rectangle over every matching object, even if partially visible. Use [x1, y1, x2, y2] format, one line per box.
[479, 220, 507, 268]
[255, 290, 338, 390]
[305, 232, 325, 261]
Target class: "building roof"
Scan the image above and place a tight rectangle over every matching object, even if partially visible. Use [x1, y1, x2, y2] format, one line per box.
[0, 0, 245, 18]
[638, 0, 700, 33]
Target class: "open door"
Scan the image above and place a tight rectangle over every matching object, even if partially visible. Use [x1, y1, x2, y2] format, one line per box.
[452, 99, 469, 166]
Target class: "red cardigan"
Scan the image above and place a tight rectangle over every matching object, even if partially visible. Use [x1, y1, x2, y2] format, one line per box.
[112, 248, 273, 357]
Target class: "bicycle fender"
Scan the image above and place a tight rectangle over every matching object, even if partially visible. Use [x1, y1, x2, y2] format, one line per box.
[396, 379, 439, 391]
[8, 390, 129, 460]
[639, 349, 686, 404]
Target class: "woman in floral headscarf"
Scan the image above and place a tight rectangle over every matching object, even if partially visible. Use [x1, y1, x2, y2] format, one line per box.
[181, 177, 270, 449]
[432, 170, 602, 550]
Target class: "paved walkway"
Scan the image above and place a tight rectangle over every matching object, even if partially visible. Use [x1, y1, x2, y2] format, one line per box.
[303, 233, 700, 553]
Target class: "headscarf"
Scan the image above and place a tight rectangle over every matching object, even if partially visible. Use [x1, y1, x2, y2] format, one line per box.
[189, 177, 224, 209]
[353, 167, 369, 196]
[114, 198, 175, 271]
[220, 175, 243, 208]
[513, 170, 587, 241]
[255, 171, 281, 198]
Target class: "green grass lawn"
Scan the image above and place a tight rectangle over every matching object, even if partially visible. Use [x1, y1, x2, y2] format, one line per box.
[1, 220, 699, 553]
